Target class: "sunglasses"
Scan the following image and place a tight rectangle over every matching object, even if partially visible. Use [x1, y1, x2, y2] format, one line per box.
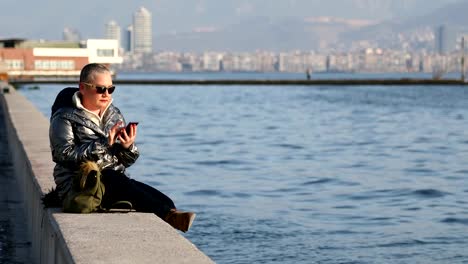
[82, 82, 116, 94]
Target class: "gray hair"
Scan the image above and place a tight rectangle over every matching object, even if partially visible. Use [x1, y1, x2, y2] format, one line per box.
[79, 63, 110, 83]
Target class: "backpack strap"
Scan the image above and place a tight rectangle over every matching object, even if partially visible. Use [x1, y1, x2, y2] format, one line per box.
[101, 200, 134, 213]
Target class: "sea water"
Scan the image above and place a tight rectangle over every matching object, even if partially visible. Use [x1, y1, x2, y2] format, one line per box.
[20, 73, 468, 263]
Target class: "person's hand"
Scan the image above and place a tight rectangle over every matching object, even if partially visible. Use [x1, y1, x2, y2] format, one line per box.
[117, 123, 137, 149]
[108, 121, 123, 146]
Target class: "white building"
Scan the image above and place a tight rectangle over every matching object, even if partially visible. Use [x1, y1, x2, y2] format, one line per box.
[0, 39, 122, 78]
[202, 52, 223, 71]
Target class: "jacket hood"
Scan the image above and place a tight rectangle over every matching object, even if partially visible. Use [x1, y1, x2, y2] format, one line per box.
[51, 87, 79, 117]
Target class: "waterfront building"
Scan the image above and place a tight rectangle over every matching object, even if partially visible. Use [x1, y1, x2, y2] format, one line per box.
[227, 51, 279, 72]
[222, 53, 253, 72]
[119, 51, 143, 71]
[150, 52, 182, 72]
[329, 53, 353, 72]
[115, 48, 461, 74]
[180, 53, 202, 72]
[133, 7, 152, 53]
[0, 39, 122, 80]
[277, 51, 326, 73]
[105, 20, 121, 49]
[202, 52, 223, 71]
[253, 51, 277, 72]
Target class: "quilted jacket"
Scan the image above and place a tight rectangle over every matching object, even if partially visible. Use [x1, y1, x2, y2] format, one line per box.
[49, 88, 139, 198]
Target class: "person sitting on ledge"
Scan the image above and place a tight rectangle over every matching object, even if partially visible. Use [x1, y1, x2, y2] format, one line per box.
[48, 63, 195, 232]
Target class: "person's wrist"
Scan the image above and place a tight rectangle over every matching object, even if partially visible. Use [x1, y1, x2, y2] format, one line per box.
[127, 143, 137, 152]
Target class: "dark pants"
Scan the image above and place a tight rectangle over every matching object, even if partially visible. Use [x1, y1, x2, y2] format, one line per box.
[100, 169, 175, 219]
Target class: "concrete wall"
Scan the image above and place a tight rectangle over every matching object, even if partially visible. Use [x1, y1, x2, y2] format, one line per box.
[0, 88, 214, 264]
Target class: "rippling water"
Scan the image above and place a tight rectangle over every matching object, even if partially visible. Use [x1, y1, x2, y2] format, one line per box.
[20, 74, 468, 263]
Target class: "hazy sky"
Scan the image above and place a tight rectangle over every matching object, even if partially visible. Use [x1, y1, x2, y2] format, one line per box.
[0, 0, 461, 40]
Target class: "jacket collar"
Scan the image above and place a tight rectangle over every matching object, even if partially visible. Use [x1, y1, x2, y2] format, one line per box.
[73, 91, 113, 126]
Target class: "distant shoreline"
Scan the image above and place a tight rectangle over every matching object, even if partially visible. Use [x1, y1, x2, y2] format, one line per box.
[10, 78, 467, 87]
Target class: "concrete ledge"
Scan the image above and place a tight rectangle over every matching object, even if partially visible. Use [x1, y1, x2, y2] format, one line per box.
[0, 89, 214, 264]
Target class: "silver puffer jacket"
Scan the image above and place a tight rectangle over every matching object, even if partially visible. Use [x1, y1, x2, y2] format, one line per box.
[49, 89, 139, 198]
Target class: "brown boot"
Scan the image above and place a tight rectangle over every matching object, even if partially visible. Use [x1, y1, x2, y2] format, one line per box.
[164, 209, 196, 232]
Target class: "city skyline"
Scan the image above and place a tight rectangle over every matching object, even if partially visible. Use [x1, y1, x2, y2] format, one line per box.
[1, 1, 468, 53]
[103, 7, 153, 53]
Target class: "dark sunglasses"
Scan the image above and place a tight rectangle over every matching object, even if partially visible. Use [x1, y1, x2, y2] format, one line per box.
[82, 82, 116, 94]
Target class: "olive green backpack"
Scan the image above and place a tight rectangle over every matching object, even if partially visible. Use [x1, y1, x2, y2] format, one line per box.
[62, 161, 133, 213]
[62, 161, 105, 213]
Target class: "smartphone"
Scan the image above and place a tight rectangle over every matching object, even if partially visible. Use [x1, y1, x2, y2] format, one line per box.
[124, 122, 139, 134]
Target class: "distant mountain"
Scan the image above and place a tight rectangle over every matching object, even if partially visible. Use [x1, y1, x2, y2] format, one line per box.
[404, 0, 468, 29]
[340, 0, 468, 47]
[153, 0, 467, 52]
[149, 0, 459, 31]
[155, 16, 370, 52]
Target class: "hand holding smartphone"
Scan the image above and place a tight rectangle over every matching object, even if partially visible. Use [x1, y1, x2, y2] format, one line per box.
[121, 122, 139, 135]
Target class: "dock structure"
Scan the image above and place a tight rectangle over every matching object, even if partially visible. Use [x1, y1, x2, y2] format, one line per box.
[0, 88, 214, 264]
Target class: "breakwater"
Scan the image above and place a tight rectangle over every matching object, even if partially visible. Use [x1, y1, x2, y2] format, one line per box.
[0, 88, 214, 264]
[9, 78, 468, 87]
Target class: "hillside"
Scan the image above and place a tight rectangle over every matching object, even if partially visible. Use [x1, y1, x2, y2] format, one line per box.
[154, 0, 468, 52]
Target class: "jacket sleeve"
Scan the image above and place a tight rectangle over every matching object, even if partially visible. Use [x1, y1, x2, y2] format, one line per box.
[112, 143, 140, 168]
[49, 115, 112, 167]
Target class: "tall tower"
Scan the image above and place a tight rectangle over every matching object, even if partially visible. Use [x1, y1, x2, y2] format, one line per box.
[133, 7, 152, 53]
[105, 20, 121, 49]
[124, 25, 134, 53]
[435, 25, 456, 55]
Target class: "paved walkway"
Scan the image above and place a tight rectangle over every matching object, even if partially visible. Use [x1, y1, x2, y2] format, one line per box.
[0, 98, 32, 264]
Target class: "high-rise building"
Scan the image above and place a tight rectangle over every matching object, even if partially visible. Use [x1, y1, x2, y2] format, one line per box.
[133, 7, 152, 53]
[435, 25, 456, 55]
[105, 20, 121, 49]
[124, 25, 134, 53]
